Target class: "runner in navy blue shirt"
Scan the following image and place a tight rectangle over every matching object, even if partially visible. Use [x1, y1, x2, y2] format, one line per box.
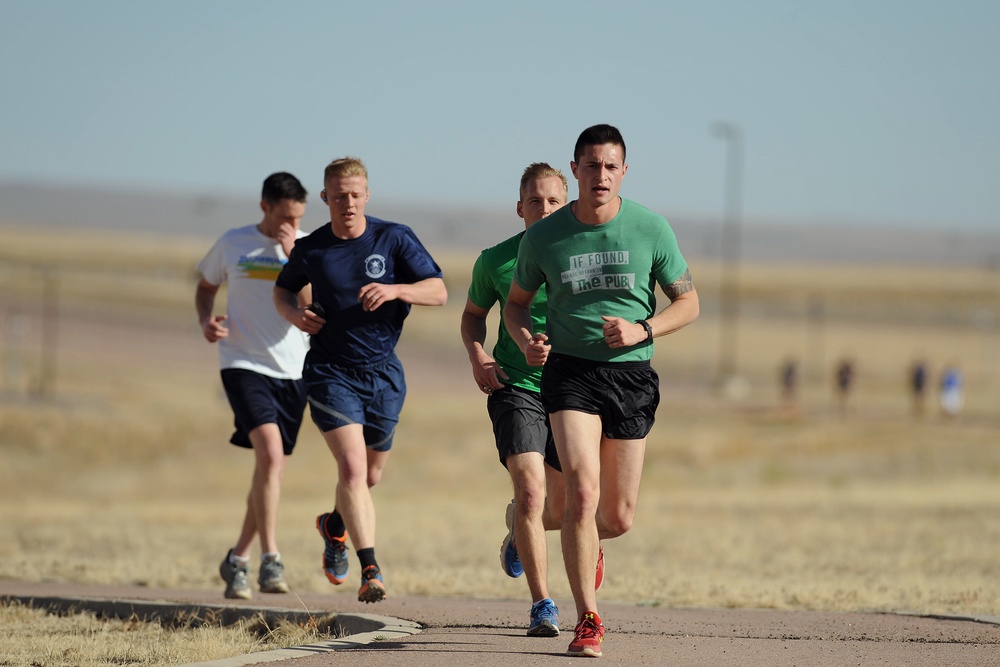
[274, 156, 447, 603]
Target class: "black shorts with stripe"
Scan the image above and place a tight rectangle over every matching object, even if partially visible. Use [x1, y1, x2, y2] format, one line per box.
[540, 353, 659, 441]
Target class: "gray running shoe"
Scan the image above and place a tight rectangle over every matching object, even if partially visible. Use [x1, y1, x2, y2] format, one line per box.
[219, 549, 252, 600]
[258, 556, 290, 594]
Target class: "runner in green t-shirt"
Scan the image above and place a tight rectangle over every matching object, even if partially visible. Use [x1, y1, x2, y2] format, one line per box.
[461, 163, 581, 637]
[505, 125, 700, 658]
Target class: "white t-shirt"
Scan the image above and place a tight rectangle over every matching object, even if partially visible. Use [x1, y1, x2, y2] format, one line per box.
[196, 224, 309, 379]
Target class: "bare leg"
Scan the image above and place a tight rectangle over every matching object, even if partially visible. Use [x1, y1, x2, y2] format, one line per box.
[323, 424, 389, 551]
[542, 463, 566, 531]
[550, 410, 603, 620]
[507, 452, 551, 603]
[232, 502, 256, 559]
[595, 437, 645, 540]
[232, 423, 286, 557]
[246, 423, 287, 554]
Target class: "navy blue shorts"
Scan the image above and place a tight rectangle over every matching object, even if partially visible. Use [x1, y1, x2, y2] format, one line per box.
[304, 354, 406, 452]
[220, 368, 307, 455]
[487, 385, 561, 472]
[540, 353, 660, 440]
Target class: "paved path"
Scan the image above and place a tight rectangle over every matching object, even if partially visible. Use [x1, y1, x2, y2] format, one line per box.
[3, 581, 1000, 666]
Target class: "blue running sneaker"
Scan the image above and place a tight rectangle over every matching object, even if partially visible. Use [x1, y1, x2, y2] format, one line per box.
[316, 513, 349, 585]
[499, 500, 523, 578]
[527, 597, 560, 637]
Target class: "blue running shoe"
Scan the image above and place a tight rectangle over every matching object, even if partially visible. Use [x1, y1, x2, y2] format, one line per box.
[316, 513, 349, 585]
[499, 500, 523, 578]
[528, 597, 560, 637]
[358, 565, 386, 603]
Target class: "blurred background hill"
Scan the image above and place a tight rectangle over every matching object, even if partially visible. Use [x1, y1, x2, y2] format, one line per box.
[4, 180, 1000, 268]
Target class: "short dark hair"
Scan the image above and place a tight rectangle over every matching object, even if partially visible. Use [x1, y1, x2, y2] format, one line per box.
[261, 172, 307, 205]
[573, 124, 626, 163]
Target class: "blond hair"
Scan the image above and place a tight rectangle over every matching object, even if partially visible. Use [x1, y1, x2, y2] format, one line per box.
[519, 162, 568, 200]
[324, 156, 368, 184]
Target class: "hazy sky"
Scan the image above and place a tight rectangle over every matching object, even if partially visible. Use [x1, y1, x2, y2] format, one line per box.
[2, 1, 998, 230]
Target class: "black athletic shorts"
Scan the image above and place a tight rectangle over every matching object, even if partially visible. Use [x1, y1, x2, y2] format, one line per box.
[487, 385, 561, 472]
[221, 368, 307, 455]
[540, 353, 660, 440]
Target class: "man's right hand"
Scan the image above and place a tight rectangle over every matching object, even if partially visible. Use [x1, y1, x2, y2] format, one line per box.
[521, 330, 551, 367]
[472, 355, 508, 394]
[275, 222, 298, 257]
[202, 315, 229, 343]
[295, 306, 325, 335]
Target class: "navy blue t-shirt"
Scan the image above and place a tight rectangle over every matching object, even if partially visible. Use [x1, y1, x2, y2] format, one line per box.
[276, 216, 442, 367]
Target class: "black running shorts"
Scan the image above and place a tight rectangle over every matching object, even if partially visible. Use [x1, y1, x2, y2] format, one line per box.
[221, 368, 307, 455]
[540, 353, 660, 440]
[487, 385, 561, 472]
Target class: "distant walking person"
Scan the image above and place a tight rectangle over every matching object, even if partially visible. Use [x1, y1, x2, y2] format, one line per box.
[939, 363, 964, 417]
[909, 359, 928, 416]
[274, 156, 447, 603]
[505, 124, 699, 657]
[779, 357, 798, 413]
[463, 162, 606, 637]
[835, 358, 855, 415]
[195, 172, 310, 599]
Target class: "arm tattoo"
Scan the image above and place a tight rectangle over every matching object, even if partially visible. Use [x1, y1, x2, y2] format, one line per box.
[663, 269, 694, 301]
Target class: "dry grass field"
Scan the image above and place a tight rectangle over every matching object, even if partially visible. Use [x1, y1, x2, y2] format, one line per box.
[1, 223, 999, 665]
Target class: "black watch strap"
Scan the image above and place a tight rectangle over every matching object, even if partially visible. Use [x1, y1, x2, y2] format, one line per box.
[637, 319, 653, 342]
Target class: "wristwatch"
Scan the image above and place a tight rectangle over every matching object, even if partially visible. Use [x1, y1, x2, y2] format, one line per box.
[636, 319, 653, 343]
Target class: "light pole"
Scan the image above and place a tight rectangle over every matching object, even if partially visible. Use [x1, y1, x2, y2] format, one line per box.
[712, 122, 743, 384]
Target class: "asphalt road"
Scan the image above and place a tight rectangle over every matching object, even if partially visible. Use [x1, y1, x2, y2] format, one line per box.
[4, 581, 1000, 666]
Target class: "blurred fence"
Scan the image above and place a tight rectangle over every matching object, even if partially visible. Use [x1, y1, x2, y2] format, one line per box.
[0, 257, 198, 398]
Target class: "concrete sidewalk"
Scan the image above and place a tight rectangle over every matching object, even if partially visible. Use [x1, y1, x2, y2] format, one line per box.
[3, 580, 1000, 666]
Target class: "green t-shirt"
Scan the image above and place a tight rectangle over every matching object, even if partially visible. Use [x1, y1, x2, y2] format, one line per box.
[467, 231, 548, 392]
[513, 198, 688, 363]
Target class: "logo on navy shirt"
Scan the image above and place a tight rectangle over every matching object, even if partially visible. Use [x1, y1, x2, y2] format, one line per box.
[365, 254, 387, 279]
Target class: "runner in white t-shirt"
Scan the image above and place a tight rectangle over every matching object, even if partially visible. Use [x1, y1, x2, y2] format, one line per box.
[195, 172, 311, 600]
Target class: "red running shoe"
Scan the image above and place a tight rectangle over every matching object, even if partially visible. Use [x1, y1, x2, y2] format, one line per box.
[567, 610, 604, 657]
[595, 543, 605, 592]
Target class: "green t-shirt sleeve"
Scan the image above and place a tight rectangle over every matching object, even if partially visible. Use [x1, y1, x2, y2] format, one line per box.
[512, 231, 544, 293]
[653, 222, 688, 289]
[467, 252, 497, 310]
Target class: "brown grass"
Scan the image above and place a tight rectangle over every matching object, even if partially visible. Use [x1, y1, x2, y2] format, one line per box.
[0, 599, 343, 666]
[1, 223, 999, 664]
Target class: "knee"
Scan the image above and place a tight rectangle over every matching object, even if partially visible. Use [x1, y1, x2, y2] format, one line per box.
[598, 502, 635, 538]
[257, 452, 286, 481]
[516, 484, 547, 517]
[338, 461, 369, 489]
[565, 484, 601, 519]
[366, 468, 383, 489]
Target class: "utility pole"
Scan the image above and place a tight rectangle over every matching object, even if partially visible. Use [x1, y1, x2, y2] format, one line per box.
[712, 121, 743, 384]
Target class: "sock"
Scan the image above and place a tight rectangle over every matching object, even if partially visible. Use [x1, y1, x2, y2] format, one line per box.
[229, 550, 250, 566]
[324, 510, 346, 539]
[261, 552, 281, 563]
[357, 547, 378, 570]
